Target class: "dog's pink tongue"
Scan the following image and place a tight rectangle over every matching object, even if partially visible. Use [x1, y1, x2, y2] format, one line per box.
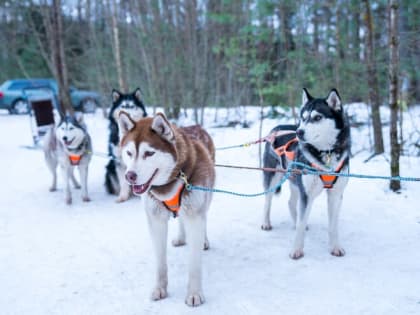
[132, 183, 148, 195]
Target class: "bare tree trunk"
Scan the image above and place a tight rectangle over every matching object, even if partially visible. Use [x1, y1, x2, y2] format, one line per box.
[389, 0, 400, 191]
[109, 0, 126, 91]
[363, 0, 384, 154]
[52, 0, 73, 114]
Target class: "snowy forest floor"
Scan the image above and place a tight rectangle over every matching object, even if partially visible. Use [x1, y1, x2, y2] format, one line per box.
[0, 105, 419, 315]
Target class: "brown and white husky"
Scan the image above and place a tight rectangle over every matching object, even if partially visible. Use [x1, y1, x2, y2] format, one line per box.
[117, 111, 215, 307]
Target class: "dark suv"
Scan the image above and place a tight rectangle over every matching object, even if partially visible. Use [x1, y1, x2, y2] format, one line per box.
[0, 79, 101, 114]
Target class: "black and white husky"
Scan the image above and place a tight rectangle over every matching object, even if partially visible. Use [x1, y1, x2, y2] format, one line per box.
[262, 88, 351, 259]
[43, 112, 92, 205]
[104, 88, 147, 202]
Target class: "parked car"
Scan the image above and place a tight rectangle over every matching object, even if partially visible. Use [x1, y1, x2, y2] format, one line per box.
[0, 78, 101, 114]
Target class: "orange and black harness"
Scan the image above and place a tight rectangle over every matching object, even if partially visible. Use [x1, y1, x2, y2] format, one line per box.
[310, 159, 346, 189]
[160, 172, 189, 217]
[69, 154, 82, 166]
[273, 137, 346, 189]
[162, 183, 186, 217]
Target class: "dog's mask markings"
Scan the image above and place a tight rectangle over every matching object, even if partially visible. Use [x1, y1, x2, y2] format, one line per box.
[56, 119, 85, 149]
[122, 140, 176, 194]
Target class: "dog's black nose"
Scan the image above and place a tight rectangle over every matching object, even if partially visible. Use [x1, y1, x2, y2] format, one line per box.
[125, 171, 137, 184]
[62, 136, 68, 142]
[296, 129, 305, 139]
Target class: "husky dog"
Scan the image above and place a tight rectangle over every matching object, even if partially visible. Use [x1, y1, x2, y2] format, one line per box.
[43, 112, 92, 205]
[105, 88, 147, 202]
[262, 88, 350, 259]
[118, 112, 215, 306]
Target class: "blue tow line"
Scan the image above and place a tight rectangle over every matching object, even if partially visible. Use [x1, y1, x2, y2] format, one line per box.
[184, 161, 420, 197]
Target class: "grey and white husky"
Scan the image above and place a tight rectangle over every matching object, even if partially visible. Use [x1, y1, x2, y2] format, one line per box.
[262, 88, 351, 259]
[43, 112, 92, 205]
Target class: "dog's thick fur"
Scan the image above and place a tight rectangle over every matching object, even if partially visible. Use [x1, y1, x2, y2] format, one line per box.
[118, 112, 215, 306]
[262, 88, 350, 259]
[105, 88, 147, 202]
[43, 113, 92, 205]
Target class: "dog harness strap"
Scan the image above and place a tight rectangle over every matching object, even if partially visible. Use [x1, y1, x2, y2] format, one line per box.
[311, 160, 346, 189]
[162, 183, 185, 216]
[274, 137, 298, 160]
[69, 154, 82, 166]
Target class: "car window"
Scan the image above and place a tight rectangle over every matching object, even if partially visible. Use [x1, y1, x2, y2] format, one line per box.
[9, 82, 32, 90]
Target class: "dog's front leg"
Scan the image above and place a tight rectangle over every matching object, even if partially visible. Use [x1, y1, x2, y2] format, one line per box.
[172, 216, 186, 247]
[146, 206, 169, 301]
[327, 190, 345, 257]
[116, 164, 130, 203]
[288, 183, 299, 228]
[71, 169, 81, 189]
[79, 165, 90, 202]
[183, 213, 206, 306]
[62, 165, 72, 205]
[290, 197, 313, 259]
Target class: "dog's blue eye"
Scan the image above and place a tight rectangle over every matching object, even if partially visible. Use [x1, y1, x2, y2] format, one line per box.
[144, 151, 155, 158]
[313, 115, 322, 121]
[126, 151, 133, 157]
[69, 127, 74, 130]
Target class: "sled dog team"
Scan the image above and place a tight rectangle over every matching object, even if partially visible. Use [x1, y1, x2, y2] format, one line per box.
[43, 88, 350, 306]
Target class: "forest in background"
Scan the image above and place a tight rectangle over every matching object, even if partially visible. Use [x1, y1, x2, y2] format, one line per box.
[0, 0, 419, 117]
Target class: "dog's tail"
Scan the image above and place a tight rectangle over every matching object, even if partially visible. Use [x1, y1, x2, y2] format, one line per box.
[105, 159, 120, 195]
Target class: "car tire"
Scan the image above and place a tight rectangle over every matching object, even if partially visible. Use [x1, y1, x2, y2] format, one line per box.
[80, 98, 97, 113]
[11, 98, 30, 115]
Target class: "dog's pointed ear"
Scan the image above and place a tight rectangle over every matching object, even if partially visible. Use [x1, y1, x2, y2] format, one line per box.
[112, 89, 121, 103]
[151, 113, 175, 143]
[74, 111, 84, 124]
[133, 88, 142, 102]
[326, 89, 342, 111]
[118, 111, 136, 138]
[58, 110, 65, 123]
[302, 88, 313, 106]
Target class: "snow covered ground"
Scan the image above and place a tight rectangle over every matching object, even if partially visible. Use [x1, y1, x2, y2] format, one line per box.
[0, 106, 419, 315]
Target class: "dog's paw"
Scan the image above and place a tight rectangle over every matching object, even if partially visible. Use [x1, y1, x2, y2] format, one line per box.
[66, 197, 72, 205]
[261, 223, 272, 231]
[293, 225, 309, 231]
[185, 292, 205, 307]
[115, 195, 129, 203]
[290, 249, 304, 260]
[151, 287, 167, 301]
[331, 247, 345, 257]
[83, 196, 91, 202]
[172, 238, 186, 247]
[203, 239, 210, 251]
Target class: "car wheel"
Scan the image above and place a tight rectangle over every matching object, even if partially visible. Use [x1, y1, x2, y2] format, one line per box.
[12, 99, 30, 115]
[81, 98, 97, 113]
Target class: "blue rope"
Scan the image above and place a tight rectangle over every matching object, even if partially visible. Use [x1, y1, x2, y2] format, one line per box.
[185, 161, 419, 197]
[186, 170, 292, 197]
[215, 142, 258, 151]
[291, 161, 420, 182]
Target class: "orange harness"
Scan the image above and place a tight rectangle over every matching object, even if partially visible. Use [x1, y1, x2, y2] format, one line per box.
[273, 137, 345, 189]
[162, 183, 185, 217]
[274, 137, 298, 161]
[69, 154, 82, 166]
[311, 159, 346, 189]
